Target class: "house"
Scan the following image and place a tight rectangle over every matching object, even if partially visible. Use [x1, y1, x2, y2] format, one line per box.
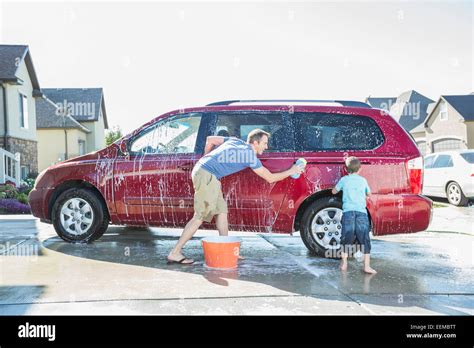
[364, 97, 397, 113]
[36, 96, 91, 172]
[0, 45, 42, 183]
[421, 94, 474, 153]
[367, 90, 434, 133]
[41, 88, 108, 152]
[36, 88, 109, 172]
[410, 122, 430, 155]
[367, 90, 434, 155]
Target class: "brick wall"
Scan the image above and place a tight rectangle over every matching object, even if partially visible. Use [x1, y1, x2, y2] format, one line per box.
[5, 137, 38, 176]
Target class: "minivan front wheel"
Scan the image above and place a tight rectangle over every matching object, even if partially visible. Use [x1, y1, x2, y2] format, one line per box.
[52, 188, 109, 243]
[300, 197, 343, 258]
[446, 182, 469, 206]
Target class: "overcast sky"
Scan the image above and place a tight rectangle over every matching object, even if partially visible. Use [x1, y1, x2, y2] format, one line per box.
[1, 1, 472, 133]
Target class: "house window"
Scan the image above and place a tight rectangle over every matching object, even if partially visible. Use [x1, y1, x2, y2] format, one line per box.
[439, 101, 448, 121]
[20, 165, 29, 180]
[19, 93, 29, 128]
[78, 140, 86, 155]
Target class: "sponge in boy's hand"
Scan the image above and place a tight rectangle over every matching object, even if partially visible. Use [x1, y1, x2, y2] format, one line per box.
[291, 158, 307, 179]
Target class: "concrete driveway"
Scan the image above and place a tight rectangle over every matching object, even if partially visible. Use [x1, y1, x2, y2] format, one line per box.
[0, 204, 473, 315]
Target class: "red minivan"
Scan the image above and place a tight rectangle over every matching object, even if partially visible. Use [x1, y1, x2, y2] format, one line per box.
[29, 100, 432, 257]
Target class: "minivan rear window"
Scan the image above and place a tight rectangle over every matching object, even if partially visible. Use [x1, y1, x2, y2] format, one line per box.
[294, 113, 384, 151]
[460, 152, 474, 163]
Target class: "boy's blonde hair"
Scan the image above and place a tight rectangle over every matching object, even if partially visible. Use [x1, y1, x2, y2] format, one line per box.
[345, 156, 361, 173]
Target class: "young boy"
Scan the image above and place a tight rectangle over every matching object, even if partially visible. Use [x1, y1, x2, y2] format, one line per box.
[332, 156, 376, 274]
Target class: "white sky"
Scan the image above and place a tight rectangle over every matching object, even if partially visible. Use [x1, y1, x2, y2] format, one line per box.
[1, 0, 472, 134]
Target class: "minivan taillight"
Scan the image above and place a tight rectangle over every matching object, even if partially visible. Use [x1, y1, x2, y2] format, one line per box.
[406, 156, 423, 194]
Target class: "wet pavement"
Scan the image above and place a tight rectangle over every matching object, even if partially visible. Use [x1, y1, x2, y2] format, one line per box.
[0, 206, 473, 315]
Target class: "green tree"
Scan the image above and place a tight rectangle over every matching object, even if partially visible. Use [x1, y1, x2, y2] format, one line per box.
[105, 126, 123, 146]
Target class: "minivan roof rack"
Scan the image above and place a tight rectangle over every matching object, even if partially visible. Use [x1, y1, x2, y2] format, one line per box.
[206, 99, 372, 108]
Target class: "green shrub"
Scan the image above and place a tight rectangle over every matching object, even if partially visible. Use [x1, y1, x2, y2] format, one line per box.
[17, 193, 29, 204]
[0, 184, 19, 199]
[0, 183, 32, 208]
[19, 179, 35, 196]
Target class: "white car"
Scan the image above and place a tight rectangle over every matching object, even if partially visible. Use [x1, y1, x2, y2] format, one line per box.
[423, 150, 474, 206]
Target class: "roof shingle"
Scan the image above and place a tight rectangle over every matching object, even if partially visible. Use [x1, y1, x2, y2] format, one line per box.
[0, 45, 28, 79]
[0, 44, 41, 92]
[42, 88, 108, 128]
[443, 95, 474, 121]
[366, 97, 397, 111]
[36, 97, 91, 132]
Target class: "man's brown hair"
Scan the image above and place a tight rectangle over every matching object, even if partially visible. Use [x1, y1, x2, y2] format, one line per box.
[247, 129, 270, 144]
[345, 156, 361, 174]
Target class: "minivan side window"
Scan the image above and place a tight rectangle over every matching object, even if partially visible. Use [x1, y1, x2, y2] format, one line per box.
[432, 154, 453, 168]
[294, 113, 384, 151]
[214, 112, 293, 152]
[130, 113, 202, 155]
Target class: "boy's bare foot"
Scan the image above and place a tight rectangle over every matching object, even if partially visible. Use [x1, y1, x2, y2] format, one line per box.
[364, 267, 377, 274]
[340, 262, 348, 271]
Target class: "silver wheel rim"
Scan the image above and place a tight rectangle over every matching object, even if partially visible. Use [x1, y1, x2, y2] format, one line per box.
[310, 207, 343, 250]
[60, 198, 94, 235]
[448, 184, 461, 204]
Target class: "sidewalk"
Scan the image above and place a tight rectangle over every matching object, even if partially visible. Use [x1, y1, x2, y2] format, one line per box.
[427, 204, 474, 236]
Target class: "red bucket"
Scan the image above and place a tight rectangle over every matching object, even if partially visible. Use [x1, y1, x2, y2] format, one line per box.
[202, 236, 242, 269]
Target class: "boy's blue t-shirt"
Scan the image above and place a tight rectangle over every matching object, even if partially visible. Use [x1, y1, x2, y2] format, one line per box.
[198, 137, 263, 180]
[335, 174, 371, 214]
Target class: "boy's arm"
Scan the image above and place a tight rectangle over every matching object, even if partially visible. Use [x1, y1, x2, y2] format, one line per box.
[332, 177, 344, 195]
[365, 181, 372, 197]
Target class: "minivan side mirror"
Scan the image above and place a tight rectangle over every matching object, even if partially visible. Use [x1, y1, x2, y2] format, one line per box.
[118, 138, 130, 156]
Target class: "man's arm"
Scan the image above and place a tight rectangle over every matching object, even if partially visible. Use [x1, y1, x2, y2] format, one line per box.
[253, 164, 303, 184]
[204, 136, 226, 155]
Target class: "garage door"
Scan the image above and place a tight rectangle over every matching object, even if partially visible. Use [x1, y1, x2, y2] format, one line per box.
[432, 138, 462, 152]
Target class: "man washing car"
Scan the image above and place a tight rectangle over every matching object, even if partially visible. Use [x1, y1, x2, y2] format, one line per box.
[167, 129, 304, 264]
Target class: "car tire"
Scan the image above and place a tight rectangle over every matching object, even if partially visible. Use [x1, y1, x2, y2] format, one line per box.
[300, 196, 344, 258]
[52, 188, 109, 243]
[446, 182, 469, 206]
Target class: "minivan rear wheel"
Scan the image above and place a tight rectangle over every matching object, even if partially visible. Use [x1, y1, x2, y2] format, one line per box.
[52, 188, 109, 243]
[446, 182, 469, 206]
[300, 197, 343, 258]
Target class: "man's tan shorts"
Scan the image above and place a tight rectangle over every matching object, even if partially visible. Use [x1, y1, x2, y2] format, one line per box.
[191, 166, 228, 223]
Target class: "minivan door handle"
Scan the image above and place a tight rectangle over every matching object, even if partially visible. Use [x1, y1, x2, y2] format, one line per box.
[178, 163, 194, 171]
